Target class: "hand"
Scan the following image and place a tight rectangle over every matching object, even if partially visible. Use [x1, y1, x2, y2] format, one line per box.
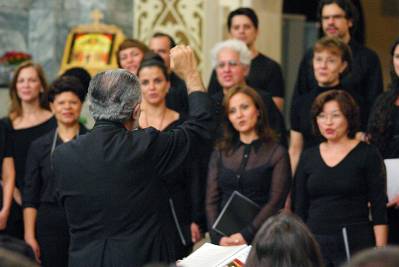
[0, 209, 9, 230]
[190, 222, 202, 243]
[219, 233, 246, 246]
[387, 195, 399, 208]
[219, 236, 235, 246]
[25, 237, 41, 264]
[170, 45, 197, 80]
[170, 45, 204, 93]
[229, 233, 247, 245]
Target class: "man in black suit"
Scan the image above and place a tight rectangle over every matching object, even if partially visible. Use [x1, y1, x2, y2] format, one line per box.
[53, 46, 214, 267]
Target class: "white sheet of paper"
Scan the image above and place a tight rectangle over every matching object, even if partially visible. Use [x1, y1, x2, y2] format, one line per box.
[177, 243, 250, 267]
[385, 158, 399, 202]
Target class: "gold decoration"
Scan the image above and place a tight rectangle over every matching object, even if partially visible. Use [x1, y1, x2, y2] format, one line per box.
[134, 0, 204, 70]
[59, 9, 126, 77]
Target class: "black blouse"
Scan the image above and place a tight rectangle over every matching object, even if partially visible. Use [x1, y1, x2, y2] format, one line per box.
[3, 117, 57, 190]
[293, 142, 387, 235]
[22, 126, 88, 208]
[206, 139, 291, 243]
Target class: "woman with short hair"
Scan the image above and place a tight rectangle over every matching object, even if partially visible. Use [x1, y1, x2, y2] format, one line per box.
[294, 90, 388, 266]
[117, 38, 150, 75]
[23, 76, 88, 266]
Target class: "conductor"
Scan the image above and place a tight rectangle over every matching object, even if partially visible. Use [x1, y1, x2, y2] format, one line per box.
[52, 46, 214, 267]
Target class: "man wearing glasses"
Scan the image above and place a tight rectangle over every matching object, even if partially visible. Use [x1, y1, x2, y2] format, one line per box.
[292, 0, 383, 131]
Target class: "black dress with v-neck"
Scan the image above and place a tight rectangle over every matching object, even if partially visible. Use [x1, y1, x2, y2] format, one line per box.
[294, 141, 387, 235]
[293, 141, 387, 266]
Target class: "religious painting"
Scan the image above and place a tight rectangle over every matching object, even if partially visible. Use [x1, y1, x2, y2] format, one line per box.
[59, 10, 125, 76]
[67, 32, 115, 66]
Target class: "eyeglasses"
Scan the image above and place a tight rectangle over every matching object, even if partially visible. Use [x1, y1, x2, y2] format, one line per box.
[321, 14, 346, 21]
[316, 112, 344, 122]
[216, 60, 240, 69]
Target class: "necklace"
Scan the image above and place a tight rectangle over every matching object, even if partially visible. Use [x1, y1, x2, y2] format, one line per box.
[143, 108, 168, 130]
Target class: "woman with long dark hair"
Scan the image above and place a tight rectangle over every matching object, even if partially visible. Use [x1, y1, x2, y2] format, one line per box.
[368, 37, 399, 244]
[137, 54, 204, 259]
[206, 86, 291, 246]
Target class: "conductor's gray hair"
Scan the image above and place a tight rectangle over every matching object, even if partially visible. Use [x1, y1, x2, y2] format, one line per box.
[211, 39, 252, 68]
[88, 69, 141, 122]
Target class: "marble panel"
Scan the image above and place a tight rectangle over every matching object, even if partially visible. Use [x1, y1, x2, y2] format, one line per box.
[28, 8, 58, 80]
[0, 8, 29, 55]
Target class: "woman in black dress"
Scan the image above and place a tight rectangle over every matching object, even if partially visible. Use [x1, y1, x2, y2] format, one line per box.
[137, 54, 204, 260]
[206, 85, 291, 246]
[368, 37, 399, 244]
[23, 76, 88, 266]
[294, 90, 388, 267]
[2, 61, 56, 239]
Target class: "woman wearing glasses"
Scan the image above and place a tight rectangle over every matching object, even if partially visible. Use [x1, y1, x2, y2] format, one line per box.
[293, 90, 387, 267]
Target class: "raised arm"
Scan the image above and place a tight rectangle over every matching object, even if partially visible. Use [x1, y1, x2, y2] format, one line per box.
[150, 46, 215, 177]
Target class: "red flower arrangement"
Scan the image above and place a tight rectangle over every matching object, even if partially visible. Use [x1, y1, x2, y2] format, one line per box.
[0, 51, 32, 65]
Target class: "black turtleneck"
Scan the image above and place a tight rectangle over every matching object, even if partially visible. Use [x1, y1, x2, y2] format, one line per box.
[290, 84, 341, 149]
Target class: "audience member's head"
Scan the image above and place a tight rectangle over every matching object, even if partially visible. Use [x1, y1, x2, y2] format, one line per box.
[245, 212, 324, 267]
[116, 38, 150, 74]
[149, 32, 176, 68]
[317, 0, 358, 41]
[211, 39, 251, 91]
[341, 246, 399, 267]
[88, 69, 141, 123]
[227, 7, 259, 49]
[0, 235, 38, 266]
[9, 61, 49, 119]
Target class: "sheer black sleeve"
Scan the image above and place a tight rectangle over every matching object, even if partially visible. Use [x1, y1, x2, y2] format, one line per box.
[205, 149, 223, 243]
[240, 144, 291, 242]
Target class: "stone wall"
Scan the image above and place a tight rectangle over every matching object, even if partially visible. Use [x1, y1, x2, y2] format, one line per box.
[0, 0, 133, 82]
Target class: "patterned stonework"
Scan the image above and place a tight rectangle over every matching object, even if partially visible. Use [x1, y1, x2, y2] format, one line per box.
[134, 0, 204, 69]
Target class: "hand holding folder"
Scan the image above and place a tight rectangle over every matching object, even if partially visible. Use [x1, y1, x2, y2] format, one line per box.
[212, 191, 260, 237]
